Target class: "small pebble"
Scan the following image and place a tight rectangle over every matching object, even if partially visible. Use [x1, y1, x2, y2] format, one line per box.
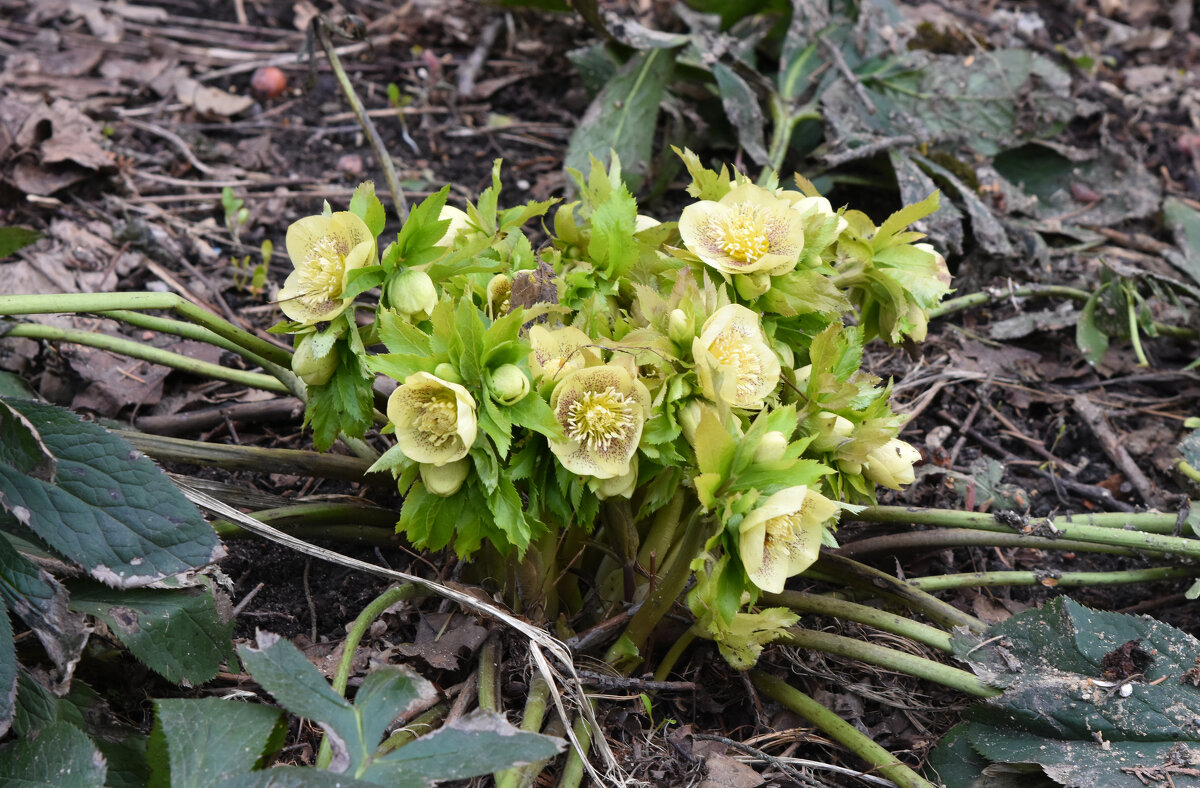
[337, 154, 364, 178]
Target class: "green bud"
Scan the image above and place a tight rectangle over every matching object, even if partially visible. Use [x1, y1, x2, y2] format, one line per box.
[733, 272, 771, 300]
[489, 364, 530, 405]
[678, 400, 704, 445]
[387, 269, 438, 320]
[667, 308, 692, 344]
[812, 412, 854, 452]
[433, 362, 462, 384]
[291, 334, 338, 387]
[754, 431, 788, 463]
[420, 458, 470, 497]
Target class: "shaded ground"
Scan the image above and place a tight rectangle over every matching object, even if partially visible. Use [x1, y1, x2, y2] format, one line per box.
[3, 0, 1200, 785]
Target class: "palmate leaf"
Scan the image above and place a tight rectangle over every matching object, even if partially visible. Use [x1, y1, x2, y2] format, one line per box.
[305, 353, 375, 451]
[0, 398, 222, 588]
[939, 597, 1200, 788]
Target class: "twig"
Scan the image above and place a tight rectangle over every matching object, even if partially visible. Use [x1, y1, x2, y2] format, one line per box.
[822, 135, 917, 168]
[135, 398, 304, 436]
[312, 17, 408, 221]
[819, 35, 875, 114]
[690, 733, 829, 788]
[1071, 395, 1162, 507]
[575, 670, 697, 693]
[457, 18, 503, 97]
[123, 118, 218, 176]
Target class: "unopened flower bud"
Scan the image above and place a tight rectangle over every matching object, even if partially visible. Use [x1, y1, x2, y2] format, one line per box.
[793, 365, 813, 389]
[754, 431, 788, 463]
[487, 274, 511, 318]
[387, 269, 438, 320]
[734, 272, 771, 300]
[812, 412, 854, 452]
[490, 364, 530, 405]
[590, 458, 638, 499]
[291, 334, 338, 387]
[838, 458, 862, 476]
[433, 362, 462, 384]
[679, 400, 704, 445]
[420, 458, 470, 497]
[863, 438, 922, 490]
[667, 308, 692, 344]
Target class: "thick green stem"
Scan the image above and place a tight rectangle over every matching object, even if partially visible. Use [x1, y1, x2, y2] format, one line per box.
[750, 671, 939, 788]
[836, 528, 1138, 558]
[813, 553, 987, 633]
[777, 628, 998, 697]
[605, 508, 711, 673]
[495, 676, 552, 788]
[907, 565, 1197, 592]
[316, 19, 407, 220]
[477, 635, 500, 714]
[653, 626, 698, 682]
[101, 309, 276, 371]
[209, 502, 399, 546]
[762, 590, 953, 652]
[0, 291, 292, 366]
[4, 323, 288, 392]
[117, 431, 384, 484]
[377, 703, 448, 754]
[554, 714, 593, 788]
[317, 584, 422, 769]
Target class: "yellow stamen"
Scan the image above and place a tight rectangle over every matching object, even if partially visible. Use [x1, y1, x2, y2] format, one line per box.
[296, 236, 348, 306]
[566, 386, 635, 453]
[709, 326, 764, 399]
[712, 204, 771, 262]
[411, 390, 459, 447]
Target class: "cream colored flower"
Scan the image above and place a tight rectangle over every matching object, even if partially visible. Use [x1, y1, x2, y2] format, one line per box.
[739, 486, 841, 593]
[528, 325, 596, 383]
[589, 455, 638, 499]
[420, 458, 470, 497]
[279, 212, 376, 325]
[678, 183, 805, 276]
[693, 305, 781, 410]
[549, 365, 650, 479]
[387, 372, 477, 466]
[863, 438, 921, 489]
[437, 205, 472, 247]
[778, 191, 848, 237]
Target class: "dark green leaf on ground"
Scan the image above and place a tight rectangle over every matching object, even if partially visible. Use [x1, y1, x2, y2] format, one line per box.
[0, 720, 107, 787]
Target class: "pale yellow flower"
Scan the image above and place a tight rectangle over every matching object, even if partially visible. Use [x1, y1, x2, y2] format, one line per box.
[589, 455, 638, 499]
[739, 486, 841, 593]
[387, 372, 477, 466]
[437, 205, 472, 247]
[528, 326, 597, 383]
[549, 365, 650, 479]
[678, 183, 805, 276]
[279, 212, 376, 325]
[693, 304, 781, 410]
[777, 191, 848, 237]
[863, 438, 921, 489]
[420, 458, 470, 497]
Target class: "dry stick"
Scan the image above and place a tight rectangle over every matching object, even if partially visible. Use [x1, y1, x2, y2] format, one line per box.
[122, 118, 219, 176]
[1072, 395, 1162, 507]
[690, 734, 827, 788]
[457, 17, 504, 97]
[314, 18, 408, 221]
[983, 400, 1081, 475]
[135, 398, 304, 436]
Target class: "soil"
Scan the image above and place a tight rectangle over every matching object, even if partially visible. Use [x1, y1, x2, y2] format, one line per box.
[3, 0, 1200, 785]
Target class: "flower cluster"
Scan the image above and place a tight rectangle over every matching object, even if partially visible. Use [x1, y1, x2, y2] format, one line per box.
[274, 154, 949, 667]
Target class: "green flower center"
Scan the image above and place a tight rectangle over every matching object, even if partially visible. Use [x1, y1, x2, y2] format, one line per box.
[566, 386, 635, 453]
[714, 205, 771, 262]
[411, 390, 459, 447]
[296, 236, 348, 306]
[709, 327, 764, 400]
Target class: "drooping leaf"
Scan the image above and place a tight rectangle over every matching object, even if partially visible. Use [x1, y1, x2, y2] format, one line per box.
[150, 698, 285, 788]
[0, 397, 222, 588]
[0, 720, 107, 787]
[565, 48, 675, 192]
[67, 582, 234, 684]
[349, 181, 387, 238]
[364, 711, 565, 787]
[712, 62, 769, 166]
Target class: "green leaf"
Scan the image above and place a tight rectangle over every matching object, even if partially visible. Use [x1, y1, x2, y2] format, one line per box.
[365, 711, 565, 787]
[344, 265, 387, 300]
[949, 596, 1200, 787]
[151, 698, 285, 788]
[588, 179, 640, 278]
[94, 735, 149, 788]
[397, 484, 462, 553]
[0, 535, 87, 690]
[349, 181, 387, 238]
[394, 187, 451, 263]
[355, 665, 435, 752]
[0, 397, 222, 587]
[0, 400, 54, 480]
[924, 722, 1047, 788]
[0, 595, 14, 737]
[712, 63, 769, 166]
[215, 768, 379, 788]
[0, 720, 106, 787]
[0, 226, 42, 259]
[874, 190, 940, 248]
[378, 310, 432, 356]
[68, 582, 235, 684]
[305, 353, 376, 451]
[565, 48, 674, 192]
[1075, 286, 1110, 365]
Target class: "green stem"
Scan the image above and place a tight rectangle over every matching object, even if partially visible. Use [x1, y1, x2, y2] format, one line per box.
[209, 502, 399, 546]
[762, 590, 952, 652]
[554, 714, 593, 788]
[1128, 290, 1149, 367]
[495, 676, 552, 788]
[316, 19, 407, 221]
[837, 529, 1138, 558]
[212, 521, 398, 546]
[4, 323, 288, 393]
[317, 584, 423, 769]
[750, 671, 940, 788]
[653, 626, 698, 682]
[777, 628, 997, 697]
[477, 635, 500, 713]
[0, 291, 292, 366]
[813, 553, 987, 633]
[906, 565, 1197, 592]
[377, 703, 448, 754]
[850, 506, 1200, 559]
[101, 309, 275, 370]
[116, 431, 383, 483]
[605, 508, 712, 673]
